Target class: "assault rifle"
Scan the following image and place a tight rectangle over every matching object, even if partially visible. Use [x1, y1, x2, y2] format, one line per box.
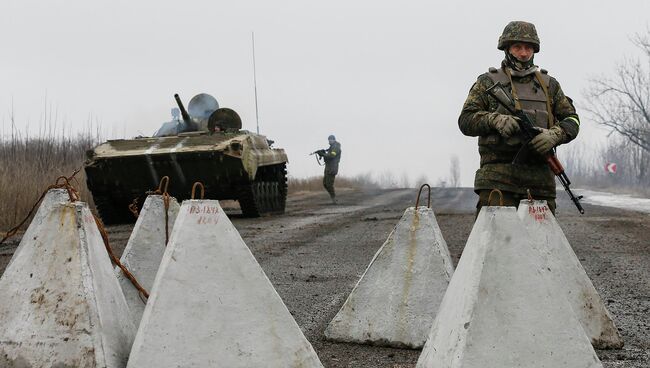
[486, 82, 585, 214]
[309, 149, 326, 166]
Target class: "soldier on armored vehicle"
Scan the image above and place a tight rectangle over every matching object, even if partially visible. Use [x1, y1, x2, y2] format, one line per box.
[154, 94, 241, 136]
[84, 93, 288, 224]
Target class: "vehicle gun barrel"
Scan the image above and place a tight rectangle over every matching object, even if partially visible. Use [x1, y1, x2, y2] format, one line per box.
[174, 94, 192, 123]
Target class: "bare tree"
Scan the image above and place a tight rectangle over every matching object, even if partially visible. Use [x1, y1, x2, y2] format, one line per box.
[378, 170, 398, 189]
[449, 154, 460, 187]
[584, 28, 650, 153]
[562, 135, 650, 191]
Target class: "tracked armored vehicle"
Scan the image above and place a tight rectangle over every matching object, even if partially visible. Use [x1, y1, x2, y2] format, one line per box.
[84, 93, 288, 224]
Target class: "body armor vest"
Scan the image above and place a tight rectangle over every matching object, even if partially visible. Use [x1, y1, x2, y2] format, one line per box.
[477, 67, 554, 165]
[487, 67, 554, 129]
[473, 66, 557, 197]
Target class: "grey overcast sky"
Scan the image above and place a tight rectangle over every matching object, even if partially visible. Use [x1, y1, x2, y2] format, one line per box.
[1, 0, 649, 186]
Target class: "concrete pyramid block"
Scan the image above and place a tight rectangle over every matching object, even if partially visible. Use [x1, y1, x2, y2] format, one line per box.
[116, 194, 180, 328]
[324, 206, 454, 348]
[416, 206, 602, 368]
[0, 201, 135, 368]
[127, 200, 323, 368]
[5, 189, 70, 270]
[517, 199, 623, 349]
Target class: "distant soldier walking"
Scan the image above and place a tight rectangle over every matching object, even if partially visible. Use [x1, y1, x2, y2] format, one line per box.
[459, 21, 580, 215]
[316, 135, 341, 204]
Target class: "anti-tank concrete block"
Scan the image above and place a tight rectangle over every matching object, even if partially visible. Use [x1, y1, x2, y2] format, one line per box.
[518, 199, 623, 349]
[116, 194, 180, 329]
[0, 201, 135, 368]
[416, 206, 603, 368]
[325, 206, 454, 348]
[127, 200, 323, 368]
[5, 189, 70, 270]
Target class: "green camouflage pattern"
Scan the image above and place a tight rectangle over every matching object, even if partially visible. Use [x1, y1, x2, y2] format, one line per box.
[458, 69, 580, 198]
[323, 174, 336, 199]
[321, 141, 341, 200]
[322, 141, 342, 176]
[498, 21, 540, 52]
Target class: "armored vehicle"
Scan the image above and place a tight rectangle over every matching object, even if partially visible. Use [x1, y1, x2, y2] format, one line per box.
[84, 93, 288, 224]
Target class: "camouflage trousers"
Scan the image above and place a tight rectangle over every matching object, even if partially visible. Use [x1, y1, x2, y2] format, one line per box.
[323, 174, 336, 199]
[476, 189, 556, 217]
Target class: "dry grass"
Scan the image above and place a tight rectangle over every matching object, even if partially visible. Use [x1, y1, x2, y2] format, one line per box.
[0, 135, 96, 231]
[288, 174, 380, 193]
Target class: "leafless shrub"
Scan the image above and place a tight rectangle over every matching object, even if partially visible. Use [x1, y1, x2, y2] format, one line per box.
[399, 171, 411, 189]
[377, 170, 399, 189]
[288, 173, 380, 193]
[0, 134, 97, 231]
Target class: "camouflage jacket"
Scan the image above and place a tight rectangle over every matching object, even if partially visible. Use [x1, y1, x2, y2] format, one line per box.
[458, 66, 579, 197]
[322, 142, 341, 176]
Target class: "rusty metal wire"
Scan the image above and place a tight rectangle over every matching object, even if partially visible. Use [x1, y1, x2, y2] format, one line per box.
[415, 183, 431, 209]
[128, 198, 140, 219]
[191, 182, 205, 199]
[162, 193, 170, 245]
[112, 176, 175, 301]
[488, 189, 505, 206]
[157, 176, 170, 194]
[0, 168, 81, 246]
[132, 176, 172, 245]
[92, 214, 150, 299]
[152, 177, 171, 246]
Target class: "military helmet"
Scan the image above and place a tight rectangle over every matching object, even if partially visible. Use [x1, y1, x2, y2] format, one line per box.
[498, 21, 540, 53]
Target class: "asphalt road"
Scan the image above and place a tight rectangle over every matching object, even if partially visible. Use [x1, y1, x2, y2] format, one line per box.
[0, 187, 648, 367]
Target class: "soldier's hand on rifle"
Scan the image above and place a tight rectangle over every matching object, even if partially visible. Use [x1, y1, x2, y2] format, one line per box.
[489, 114, 520, 138]
[530, 125, 566, 154]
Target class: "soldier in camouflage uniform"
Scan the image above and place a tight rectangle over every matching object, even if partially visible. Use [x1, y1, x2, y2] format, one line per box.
[459, 21, 580, 214]
[318, 135, 342, 204]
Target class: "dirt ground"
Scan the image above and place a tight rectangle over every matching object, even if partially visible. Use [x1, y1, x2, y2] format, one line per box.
[0, 187, 648, 367]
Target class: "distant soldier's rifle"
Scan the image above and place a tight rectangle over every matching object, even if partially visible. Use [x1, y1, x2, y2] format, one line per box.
[486, 82, 584, 214]
[310, 149, 326, 166]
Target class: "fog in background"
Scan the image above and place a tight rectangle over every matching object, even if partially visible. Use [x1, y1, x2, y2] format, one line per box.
[1, 0, 648, 186]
